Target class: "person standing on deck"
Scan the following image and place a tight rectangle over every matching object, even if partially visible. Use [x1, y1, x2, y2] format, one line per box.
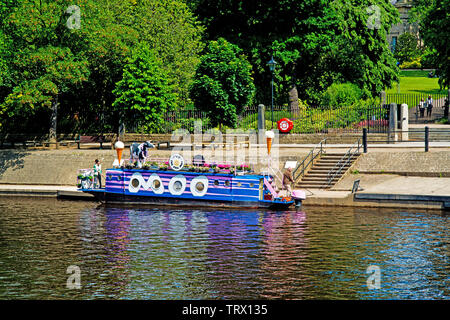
[282, 167, 294, 196]
[93, 159, 102, 188]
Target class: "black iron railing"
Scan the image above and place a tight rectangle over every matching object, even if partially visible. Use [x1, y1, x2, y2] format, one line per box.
[292, 138, 327, 182]
[322, 139, 362, 189]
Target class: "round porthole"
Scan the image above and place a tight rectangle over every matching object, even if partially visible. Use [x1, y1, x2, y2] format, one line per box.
[196, 182, 204, 191]
[190, 176, 208, 197]
[174, 181, 183, 191]
[214, 180, 219, 186]
[224, 180, 230, 187]
[237, 182, 242, 187]
[149, 173, 164, 194]
[168, 175, 186, 195]
[128, 173, 143, 193]
[131, 178, 140, 188]
[250, 183, 254, 188]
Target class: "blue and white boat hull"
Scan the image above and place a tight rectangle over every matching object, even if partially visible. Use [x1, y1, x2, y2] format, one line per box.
[82, 168, 297, 209]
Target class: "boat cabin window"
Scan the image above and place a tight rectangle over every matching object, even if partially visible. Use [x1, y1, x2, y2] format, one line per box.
[250, 183, 254, 188]
[237, 182, 242, 187]
[153, 180, 161, 189]
[224, 180, 230, 187]
[214, 180, 219, 186]
[195, 182, 205, 192]
[131, 178, 140, 188]
[173, 181, 183, 191]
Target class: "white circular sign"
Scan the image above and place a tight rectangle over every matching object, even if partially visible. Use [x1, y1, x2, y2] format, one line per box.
[279, 120, 289, 131]
[169, 154, 185, 171]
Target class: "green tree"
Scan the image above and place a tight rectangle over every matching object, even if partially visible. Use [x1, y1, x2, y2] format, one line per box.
[420, 0, 449, 88]
[129, 0, 204, 107]
[0, 0, 92, 137]
[189, 38, 255, 128]
[394, 32, 420, 64]
[112, 44, 177, 133]
[190, 0, 400, 105]
[0, 0, 202, 134]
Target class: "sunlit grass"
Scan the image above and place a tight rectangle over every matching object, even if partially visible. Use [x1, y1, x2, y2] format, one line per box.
[386, 70, 446, 94]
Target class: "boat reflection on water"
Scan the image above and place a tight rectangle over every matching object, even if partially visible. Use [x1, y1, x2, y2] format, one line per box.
[79, 205, 308, 299]
[75, 205, 449, 299]
[1, 197, 447, 299]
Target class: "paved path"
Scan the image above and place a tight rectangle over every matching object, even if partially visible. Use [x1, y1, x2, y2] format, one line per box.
[334, 174, 450, 196]
[0, 184, 77, 191]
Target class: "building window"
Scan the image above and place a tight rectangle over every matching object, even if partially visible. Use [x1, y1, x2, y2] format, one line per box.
[391, 36, 397, 53]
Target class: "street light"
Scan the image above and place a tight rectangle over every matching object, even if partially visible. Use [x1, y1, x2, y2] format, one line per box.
[267, 56, 277, 129]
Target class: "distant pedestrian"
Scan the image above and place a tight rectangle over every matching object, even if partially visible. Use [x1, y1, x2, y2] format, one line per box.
[443, 98, 449, 119]
[93, 159, 102, 188]
[426, 95, 433, 117]
[419, 98, 425, 118]
[282, 167, 294, 196]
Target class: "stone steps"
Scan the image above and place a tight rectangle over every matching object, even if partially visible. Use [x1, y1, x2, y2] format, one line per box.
[296, 152, 361, 189]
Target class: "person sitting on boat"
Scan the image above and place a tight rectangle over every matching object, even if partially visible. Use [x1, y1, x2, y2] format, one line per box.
[93, 159, 102, 188]
[129, 141, 155, 168]
[282, 167, 294, 196]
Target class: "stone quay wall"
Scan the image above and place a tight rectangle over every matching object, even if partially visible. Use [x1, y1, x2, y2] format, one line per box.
[353, 151, 450, 177]
[0, 148, 308, 186]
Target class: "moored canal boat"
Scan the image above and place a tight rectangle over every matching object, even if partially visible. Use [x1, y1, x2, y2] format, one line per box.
[77, 140, 306, 209]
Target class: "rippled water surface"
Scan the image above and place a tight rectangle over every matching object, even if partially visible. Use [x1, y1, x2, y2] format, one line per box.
[0, 198, 448, 299]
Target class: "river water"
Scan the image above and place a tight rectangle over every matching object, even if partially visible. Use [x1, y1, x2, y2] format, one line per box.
[0, 198, 448, 300]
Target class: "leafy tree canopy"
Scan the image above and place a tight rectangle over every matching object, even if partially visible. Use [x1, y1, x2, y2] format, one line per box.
[0, 0, 204, 133]
[190, 38, 255, 128]
[420, 0, 449, 88]
[113, 43, 177, 133]
[190, 0, 400, 105]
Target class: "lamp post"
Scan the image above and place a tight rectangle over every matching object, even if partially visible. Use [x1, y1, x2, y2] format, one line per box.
[267, 56, 277, 129]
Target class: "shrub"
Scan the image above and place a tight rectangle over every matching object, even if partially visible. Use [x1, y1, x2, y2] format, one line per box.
[399, 57, 422, 69]
[321, 83, 363, 108]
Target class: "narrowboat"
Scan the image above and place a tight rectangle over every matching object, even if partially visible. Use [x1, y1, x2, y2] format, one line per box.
[76, 139, 306, 209]
[77, 158, 305, 210]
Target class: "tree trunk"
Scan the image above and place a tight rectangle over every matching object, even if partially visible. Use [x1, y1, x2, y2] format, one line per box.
[288, 65, 299, 112]
[49, 96, 59, 148]
[288, 82, 299, 112]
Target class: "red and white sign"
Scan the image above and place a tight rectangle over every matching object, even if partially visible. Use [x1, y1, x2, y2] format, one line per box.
[277, 118, 293, 133]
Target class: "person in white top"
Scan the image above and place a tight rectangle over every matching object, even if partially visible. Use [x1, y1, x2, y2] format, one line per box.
[93, 159, 102, 188]
[419, 98, 425, 117]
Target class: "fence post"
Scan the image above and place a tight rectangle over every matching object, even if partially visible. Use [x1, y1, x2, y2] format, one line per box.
[424, 126, 429, 152]
[380, 91, 386, 106]
[258, 104, 265, 131]
[400, 104, 409, 141]
[363, 128, 368, 153]
[389, 103, 398, 142]
[258, 104, 265, 145]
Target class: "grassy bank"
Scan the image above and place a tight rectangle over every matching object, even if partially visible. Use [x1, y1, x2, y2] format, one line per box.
[387, 70, 446, 95]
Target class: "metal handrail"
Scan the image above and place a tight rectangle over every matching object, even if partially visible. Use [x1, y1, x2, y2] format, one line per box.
[292, 138, 327, 182]
[322, 139, 361, 189]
